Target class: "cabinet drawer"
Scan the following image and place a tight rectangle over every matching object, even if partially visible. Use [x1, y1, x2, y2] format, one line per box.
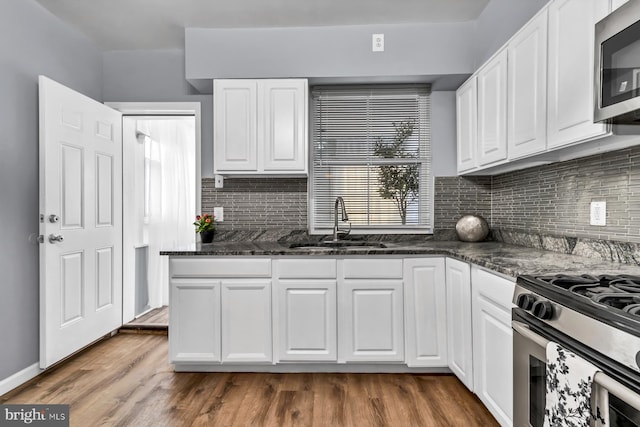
[276, 259, 336, 279]
[170, 257, 271, 278]
[342, 259, 403, 279]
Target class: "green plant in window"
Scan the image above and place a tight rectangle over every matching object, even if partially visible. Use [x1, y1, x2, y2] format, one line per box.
[374, 121, 419, 225]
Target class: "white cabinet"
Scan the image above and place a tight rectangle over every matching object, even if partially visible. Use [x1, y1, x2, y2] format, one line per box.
[404, 258, 447, 367]
[612, 0, 629, 11]
[214, 79, 308, 175]
[471, 267, 516, 427]
[456, 77, 478, 173]
[213, 80, 258, 172]
[546, 0, 609, 149]
[508, 9, 548, 160]
[221, 280, 272, 363]
[339, 279, 404, 362]
[169, 279, 221, 363]
[445, 258, 473, 390]
[275, 258, 338, 361]
[477, 49, 508, 166]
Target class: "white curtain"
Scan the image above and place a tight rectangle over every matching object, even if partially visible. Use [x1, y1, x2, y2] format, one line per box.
[137, 117, 196, 308]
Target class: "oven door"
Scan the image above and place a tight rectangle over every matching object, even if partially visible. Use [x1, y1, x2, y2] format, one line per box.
[513, 314, 640, 427]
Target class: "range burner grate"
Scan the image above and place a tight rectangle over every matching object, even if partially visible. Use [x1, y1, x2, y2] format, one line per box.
[534, 274, 640, 315]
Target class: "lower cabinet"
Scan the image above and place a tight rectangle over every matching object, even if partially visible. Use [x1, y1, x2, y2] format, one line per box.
[445, 258, 474, 390]
[221, 280, 272, 363]
[169, 279, 221, 363]
[471, 266, 515, 427]
[338, 279, 405, 362]
[275, 279, 337, 361]
[404, 258, 448, 367]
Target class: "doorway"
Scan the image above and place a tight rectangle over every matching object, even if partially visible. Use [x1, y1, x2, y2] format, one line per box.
[108, 102, 201, 327]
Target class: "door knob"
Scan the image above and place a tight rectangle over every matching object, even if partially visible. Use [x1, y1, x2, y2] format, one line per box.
[48, 214, 60, 223]
[48, 234, 64, 243]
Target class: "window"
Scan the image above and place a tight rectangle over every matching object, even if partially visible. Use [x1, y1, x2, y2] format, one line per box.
[309, 85, 432, 234]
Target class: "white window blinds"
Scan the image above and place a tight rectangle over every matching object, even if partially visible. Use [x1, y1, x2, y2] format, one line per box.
[310, 85, 432, 233]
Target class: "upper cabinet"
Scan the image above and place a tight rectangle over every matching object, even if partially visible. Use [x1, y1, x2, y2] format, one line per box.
[547, 0, 609, 149]
[456, 77, 477, 173]
[214, 79, 308, 176]
[508, 9, 548, 160]
[455, 0, 632, 175]
[477, 49, 508, 166]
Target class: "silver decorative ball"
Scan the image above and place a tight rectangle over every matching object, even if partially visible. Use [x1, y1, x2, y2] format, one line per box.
[455, 215, 489, 242]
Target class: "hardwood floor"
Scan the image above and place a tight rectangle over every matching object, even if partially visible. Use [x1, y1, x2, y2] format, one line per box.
[121, 306, 168, 331]
[1, 333, 498, 426]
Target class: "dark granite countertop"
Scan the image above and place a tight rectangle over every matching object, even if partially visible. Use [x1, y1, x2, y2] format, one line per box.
[160, 240, 640, 279]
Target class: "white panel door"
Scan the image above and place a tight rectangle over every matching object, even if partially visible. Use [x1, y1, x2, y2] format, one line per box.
[39, 76, 123, 368]
[456, 77, 478, 173]
[339, 280, 404, 362]
[547, 0, 609, 148]
[508, 9, 548, 160]
[477, 49, 508, 166]
[403, 258, 447, 367]
[276, 280, 337, 361]
[221, 280, 272, 363]
[445, 258, 474, 390]
[262, 79, 308, 172]
[169, 279, 221, 363]
[213, 79, 258, 172]
[472, 267, 516, 427]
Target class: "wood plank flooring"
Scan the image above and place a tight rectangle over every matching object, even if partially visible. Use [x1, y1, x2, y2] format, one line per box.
[122, 306, 169, 330]
[1, 333, 498, 426]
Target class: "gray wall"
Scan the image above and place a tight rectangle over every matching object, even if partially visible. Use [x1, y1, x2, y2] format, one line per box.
[186, 22, 475, 81]
[431, 91, 458, 177]
[473, 0, 549, 68]
[0, 0, 103, 380]
[102, 49, 214, 176]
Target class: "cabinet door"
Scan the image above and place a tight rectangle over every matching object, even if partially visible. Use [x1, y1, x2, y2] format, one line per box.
[508, 9, 548, 160]
[445, 258, 473, 390]
[456, 77, 478, 173]
[221, 279, 272, 363]
[213, 80, 258, 172]
[339, 280, 404, 362]
[261, 80, 308, 173]
[169, 279, 221, 363]
[403, 258, 447, 367]
[276, 280, 337, 361]
[477, 49, 508, 166]
[547, 0, 609, 149]
[472, 267, 515, 427]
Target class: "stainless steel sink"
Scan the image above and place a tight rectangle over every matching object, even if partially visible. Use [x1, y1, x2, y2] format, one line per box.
[288, 241, 387, 250]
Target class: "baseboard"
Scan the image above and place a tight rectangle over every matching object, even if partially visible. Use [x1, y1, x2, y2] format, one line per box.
[0, 363, 42, 397]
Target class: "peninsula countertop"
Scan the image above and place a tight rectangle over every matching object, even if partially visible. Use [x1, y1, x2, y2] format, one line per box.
[160, 240, 640, 279]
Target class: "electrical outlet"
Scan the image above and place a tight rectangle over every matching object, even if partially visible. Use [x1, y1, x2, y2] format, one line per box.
[372, 34, 384, 52]
[214, 207, 224, 222]
[590, 201, 606, 226]
[214, 174, 224, 189]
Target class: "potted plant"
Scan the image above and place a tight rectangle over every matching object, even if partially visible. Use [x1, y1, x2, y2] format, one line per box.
[194, 213, 216, 243]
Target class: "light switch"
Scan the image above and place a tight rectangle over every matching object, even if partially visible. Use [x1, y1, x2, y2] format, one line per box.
[590, 201, 606, 226]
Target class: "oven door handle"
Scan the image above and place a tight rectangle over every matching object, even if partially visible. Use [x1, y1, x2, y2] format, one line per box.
[512, 321, 550, 347]
[512, 321, 640, 412]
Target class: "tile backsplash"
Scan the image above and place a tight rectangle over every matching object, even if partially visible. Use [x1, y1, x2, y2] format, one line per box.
[203, 146, 640, 245]
[202, 178, 307, 230]
[435, 146, 640, 245]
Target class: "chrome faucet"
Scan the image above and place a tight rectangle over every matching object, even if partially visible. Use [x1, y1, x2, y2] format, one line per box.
[332, 196, 351, 241]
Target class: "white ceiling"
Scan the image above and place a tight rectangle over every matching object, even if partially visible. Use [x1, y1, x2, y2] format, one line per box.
[34, 0, 490, 50]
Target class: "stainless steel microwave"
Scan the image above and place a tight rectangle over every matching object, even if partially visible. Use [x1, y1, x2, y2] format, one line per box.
[595, 0, 640, 124]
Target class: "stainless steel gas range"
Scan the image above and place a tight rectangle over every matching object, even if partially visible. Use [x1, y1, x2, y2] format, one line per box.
[513, 274, 640, 426]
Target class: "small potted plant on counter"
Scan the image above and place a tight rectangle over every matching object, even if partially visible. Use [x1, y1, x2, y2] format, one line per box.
[194, 213, 216, 244]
